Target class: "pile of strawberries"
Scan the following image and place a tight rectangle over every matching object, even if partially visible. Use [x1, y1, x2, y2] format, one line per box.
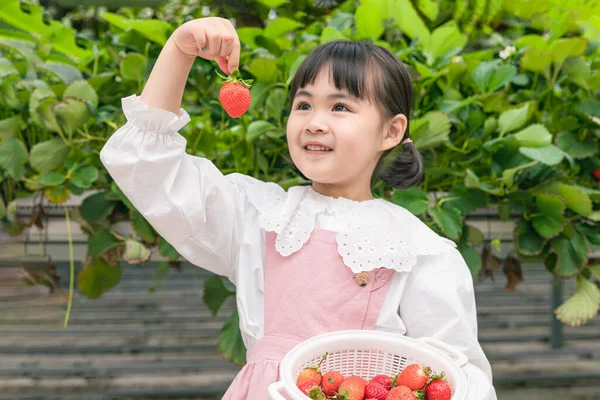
[295, 353, 452, 400]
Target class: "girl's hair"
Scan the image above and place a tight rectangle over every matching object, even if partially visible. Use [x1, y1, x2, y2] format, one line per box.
[289, 40, 423, 189]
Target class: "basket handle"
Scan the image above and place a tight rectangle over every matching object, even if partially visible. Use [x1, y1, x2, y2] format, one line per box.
[416, 337, 469, 368]
[268, 381, 288, 400]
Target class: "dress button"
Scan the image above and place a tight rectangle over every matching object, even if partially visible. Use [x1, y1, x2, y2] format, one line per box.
[355, 272, 370, 287]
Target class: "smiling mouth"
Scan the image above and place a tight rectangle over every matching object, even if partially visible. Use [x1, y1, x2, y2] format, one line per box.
[304, 145, 333, 152]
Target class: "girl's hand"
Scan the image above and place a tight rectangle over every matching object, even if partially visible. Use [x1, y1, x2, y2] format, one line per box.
[170, 17, 240, 75]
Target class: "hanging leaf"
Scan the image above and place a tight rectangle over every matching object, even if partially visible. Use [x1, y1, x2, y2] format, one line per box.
[0, 137, 28, 178]
[555, 275, 600, 326]
[88, 228, 122, 259]
[458, 243, 481, 278]
[131, 211, 156, 242]
[81, 191, 118, 222]
[515, 219, 547, 256]
[503, 256, 524, 292]
[550, 233, 589, 277]
[219, 309, 246, 365]
[531, 194, 566, 239]
[78, 258, 122, 299]
[159, 236, 179, 260]
[29, 138, 69, 172]
[480, 243, 502, 279]
[204, 275, 235, 317]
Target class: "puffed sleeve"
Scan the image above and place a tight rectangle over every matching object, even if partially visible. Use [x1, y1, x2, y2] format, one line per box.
[399, 247, 497, 400]
[99, 94, 248, 283]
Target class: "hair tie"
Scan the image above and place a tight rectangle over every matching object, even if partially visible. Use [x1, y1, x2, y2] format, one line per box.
[401, 138, 412, 145]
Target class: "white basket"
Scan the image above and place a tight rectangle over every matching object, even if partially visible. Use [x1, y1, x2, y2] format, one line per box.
[268, 330, 469, 400]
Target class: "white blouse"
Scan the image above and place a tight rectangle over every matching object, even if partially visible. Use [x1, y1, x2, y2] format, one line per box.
[100, 95, 497, 400]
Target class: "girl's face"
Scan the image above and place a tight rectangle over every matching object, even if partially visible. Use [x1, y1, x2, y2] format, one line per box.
[287, 70, 395, 197]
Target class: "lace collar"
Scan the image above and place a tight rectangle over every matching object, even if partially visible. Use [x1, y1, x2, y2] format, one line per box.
[228, 174, 456, 274]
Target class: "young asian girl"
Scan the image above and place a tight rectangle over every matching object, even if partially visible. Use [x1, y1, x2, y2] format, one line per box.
[99, 17, 497, 400]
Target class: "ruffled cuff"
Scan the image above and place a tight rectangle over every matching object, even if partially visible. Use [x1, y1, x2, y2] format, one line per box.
[121, 94, 191, 134]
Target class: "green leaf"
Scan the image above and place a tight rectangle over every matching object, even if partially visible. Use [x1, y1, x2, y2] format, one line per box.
[70, 166, 98, 189]
[203, 275, 235, 317]
[498, 103, 530, 135]
[417, 0, 439, 20]
[467, 225, 484, 246]
[42, 61, 82, 84]
[81, 191, 117, 222]
[0, 197, 5, 219]
[111, 182, 135, 210]
[488, 65, 517, 92]
[256, 0, 286, 7]
[550, 233, 588, 277]
[123, 239, 151, 264]
[54, 98, 89, 136]
[263, 17, 302, 39]
[515, 34, 547, 50]
[355, 4, 384, 40]
[445, 188, 489, 216]
[548, 37, 588, 65]
[265, 88, 286, 121]
[321, 27, 345, 43]
[392, 187, 429, 215]
[531, 194, 566, 239]
[580, 98, 600, 125]
[521, 48, 552, 74]
[219, 309, 246, 366]
[0, 137, 27, 178]
[536, 182, 592, 217]
[589, 265, 600, 281]
[428, 206, 462, 240]
[40, 171, 66, 186]
[458, 244, 481, 278]
[131, 211, 156, 242]
[120, 53, 147, 82]
[101, 12, 170, 45]
[512, 124, 552, 147]
[391, 0, 430, 41]
[237, 27, 263, 49]
[63, 80, 99, 108]
[515, 219, 547, 256]
[246, 120, 277, 142]
[472, 61, 516, 93]
[555, 275, 600, 327]
[422, 23, 466, 65]
[0, 115, 23, 141]
[77, 258, 122, 299]
[159, 236, 179, 260]
[520, 146, 565, 166]
[247, 57, 279, 83]
[411, 111, 450, 149]
[556, 132, 598, 159]
[88, 228, 122, 259]
[35, 97, 61, 133]
[561, 57, 590, 89]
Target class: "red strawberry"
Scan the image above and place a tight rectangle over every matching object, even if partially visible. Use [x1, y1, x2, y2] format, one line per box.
[322, 370, 345, 396]
[298, 380, 326, 399]
[424, 378, 451, 400]
[370, 375, 393, 391]
[386, 385, 423, 400]
[218, 70, 252, 118]
[396, 364, 431, 390]
[364, 382, 388, 400]
[296, 353, 328, 386]
[593, 168, 600, 181]
[337, 376, 366, 400]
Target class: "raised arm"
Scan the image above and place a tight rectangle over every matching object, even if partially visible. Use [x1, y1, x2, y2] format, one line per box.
[99, 18, 246, 283]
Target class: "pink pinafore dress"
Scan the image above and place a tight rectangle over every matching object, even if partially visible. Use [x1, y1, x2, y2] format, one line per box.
[222, 229, 394, 399]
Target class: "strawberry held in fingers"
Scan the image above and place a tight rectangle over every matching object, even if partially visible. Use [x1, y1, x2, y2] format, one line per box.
[396, 364, 431, 390]
[218, 70, 252, 118]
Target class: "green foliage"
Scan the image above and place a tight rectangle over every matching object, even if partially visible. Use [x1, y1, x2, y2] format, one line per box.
[1, 0, 600, 365]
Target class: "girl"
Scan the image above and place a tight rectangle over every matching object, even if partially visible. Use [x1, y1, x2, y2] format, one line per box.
[100, 17, 496, 400]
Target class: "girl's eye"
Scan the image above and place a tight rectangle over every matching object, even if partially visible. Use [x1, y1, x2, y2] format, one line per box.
[333, 103, 350, 112]
[296, 102, 311, 111]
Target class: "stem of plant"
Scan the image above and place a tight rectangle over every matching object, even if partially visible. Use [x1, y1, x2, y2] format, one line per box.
[63, 204, 75, 329]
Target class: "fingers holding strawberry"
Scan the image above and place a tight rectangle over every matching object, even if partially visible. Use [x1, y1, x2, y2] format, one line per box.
[171, 17, 240, 75]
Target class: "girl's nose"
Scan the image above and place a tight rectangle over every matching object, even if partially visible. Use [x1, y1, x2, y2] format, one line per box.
[305, 118, 329, 134]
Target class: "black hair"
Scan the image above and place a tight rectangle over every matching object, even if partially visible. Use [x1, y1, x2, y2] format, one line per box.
[289, 40, 423, 189]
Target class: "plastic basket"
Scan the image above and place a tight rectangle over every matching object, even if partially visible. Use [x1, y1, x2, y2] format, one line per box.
[268, 330, 469, 400]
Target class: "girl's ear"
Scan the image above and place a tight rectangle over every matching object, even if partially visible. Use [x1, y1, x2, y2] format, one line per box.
[381, 113, 408, 151]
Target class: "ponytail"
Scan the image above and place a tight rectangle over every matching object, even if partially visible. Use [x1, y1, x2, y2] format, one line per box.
[379, 137, 424, 189]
